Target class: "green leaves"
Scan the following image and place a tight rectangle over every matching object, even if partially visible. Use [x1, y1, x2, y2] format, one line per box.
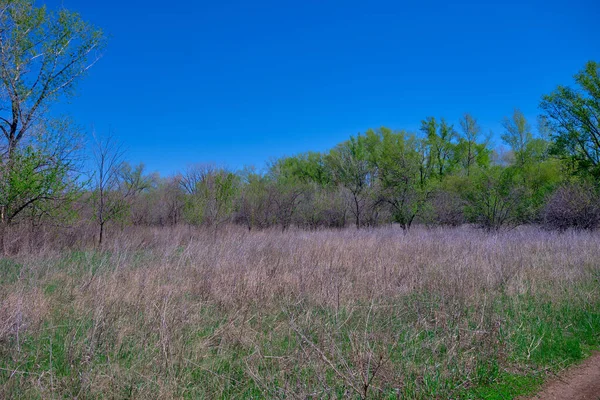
[541, 61, 600, 178]
[462, 166, 529, 230]
[182, 167, 240, 228]
[0, 1, 104, 245]
[0, 143, 73, 225]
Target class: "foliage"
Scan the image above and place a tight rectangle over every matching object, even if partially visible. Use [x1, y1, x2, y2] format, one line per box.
[181, 165, 240, 229]
[326, 135, 375, 228]
[463, 167, 528, 231]
[455, 113, 491, 175]
[1, 1, 597, 246]
[366, 128, 430, 230]
[541, 61, 600, 178]
[0, 0, 104, 252]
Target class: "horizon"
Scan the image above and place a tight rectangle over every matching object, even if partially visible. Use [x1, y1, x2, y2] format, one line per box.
[48, 0, 598, 176]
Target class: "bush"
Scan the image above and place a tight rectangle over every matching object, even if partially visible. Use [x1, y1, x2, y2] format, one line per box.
[542, 182, 600, 231]
[421, 189, 466, 227]
[464, 167, 528, 231]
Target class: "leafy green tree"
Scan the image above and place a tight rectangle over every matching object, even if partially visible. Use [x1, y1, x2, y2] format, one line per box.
[326, 135, 374, 229]
[181, 165, 239, 230]
[463, 167, 527, 231]
[0, 119, 82, 253]
[0, 143, 72, 251]
[0, 1, 104, 252]
[420, 117, 457, 179]
[502, 109, 533, 169]
[501, 110, 561, 219]
[455, 113, 490, 175]
[367, 128, 430, 230]
[541, 61, 600, 178]
[273, 152, 331, 187]
[0, 0, 104, 157]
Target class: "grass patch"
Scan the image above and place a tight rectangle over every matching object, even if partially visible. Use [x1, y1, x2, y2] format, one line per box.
[1, 227, 599, 398]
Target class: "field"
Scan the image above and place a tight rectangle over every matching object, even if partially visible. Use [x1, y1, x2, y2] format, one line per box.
[1, 226, 599, 399]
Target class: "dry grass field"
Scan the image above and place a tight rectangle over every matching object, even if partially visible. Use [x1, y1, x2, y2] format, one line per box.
[1, 226, 599, 399]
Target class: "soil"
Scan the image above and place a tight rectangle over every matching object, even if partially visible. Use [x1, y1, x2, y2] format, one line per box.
[528, 352, 600, 400]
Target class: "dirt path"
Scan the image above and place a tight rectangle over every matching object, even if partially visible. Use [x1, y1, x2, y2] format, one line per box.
[528, 352, 600, 400]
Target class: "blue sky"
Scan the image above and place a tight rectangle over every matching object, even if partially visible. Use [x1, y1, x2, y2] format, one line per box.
[48, 0, 598, 175]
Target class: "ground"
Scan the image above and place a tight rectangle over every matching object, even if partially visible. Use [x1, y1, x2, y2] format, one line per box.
[528, 352, 600, 400]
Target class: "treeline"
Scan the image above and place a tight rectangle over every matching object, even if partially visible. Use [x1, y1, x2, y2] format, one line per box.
[81, 59, 600, 239]
[89, 107, 597, 238]
[0, 1, 599, 253]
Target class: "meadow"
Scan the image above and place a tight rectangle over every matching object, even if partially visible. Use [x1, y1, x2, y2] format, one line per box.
[1, 225, 599, 399]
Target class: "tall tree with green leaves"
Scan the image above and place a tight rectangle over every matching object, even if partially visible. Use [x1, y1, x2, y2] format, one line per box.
[500, 109, 561, 219]
[501, 109, 533, 169]
[368, 128, 429, 230]
[456, 113, 490, 175]
[540, 61, 600, 178]
[326, 135, 374, 229]
[420, 117, 456, 179]
[0, 1, 105, 253]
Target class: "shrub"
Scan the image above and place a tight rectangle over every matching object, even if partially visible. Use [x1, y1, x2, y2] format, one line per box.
[421, 189, 466, 227]
[543, 182, 600, 231]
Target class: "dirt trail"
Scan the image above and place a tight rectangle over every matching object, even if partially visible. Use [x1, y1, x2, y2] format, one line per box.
[528, 352, 600, 400]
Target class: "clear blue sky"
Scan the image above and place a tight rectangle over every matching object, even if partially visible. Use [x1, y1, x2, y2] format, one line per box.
[48, 0, 598, 175]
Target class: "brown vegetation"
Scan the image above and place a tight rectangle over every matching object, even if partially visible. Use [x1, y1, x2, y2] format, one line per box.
[1, 225, 599, 398]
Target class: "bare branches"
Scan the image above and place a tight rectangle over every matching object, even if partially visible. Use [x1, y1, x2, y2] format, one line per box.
[91, 134, 151, 245]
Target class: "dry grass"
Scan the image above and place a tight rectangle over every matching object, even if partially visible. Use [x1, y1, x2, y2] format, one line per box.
[1, 225, 599, 398]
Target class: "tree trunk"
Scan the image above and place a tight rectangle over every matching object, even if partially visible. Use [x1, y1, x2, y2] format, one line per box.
[354, 195, 360, 229]
[0, 221, 6, 256]
[99, 222, 104, 247]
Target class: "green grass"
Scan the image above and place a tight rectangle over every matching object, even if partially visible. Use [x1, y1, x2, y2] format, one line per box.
[0, 258, 23, 285]
[2, 280, 598, 399]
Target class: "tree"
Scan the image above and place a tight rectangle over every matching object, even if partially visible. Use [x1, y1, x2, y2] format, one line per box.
[0, 1, 104, 252]
[368, 128, 429, 230]
[181, 164, 240, 231]
[326, 135, 374, 229]
[456, 113, 490, 175]
[463, 167, 527, 231]
[137, 176, 183, 227]
[500, 110, 560, 219]
[0, 119, 82, 254]
[501, 109, 533, 169]
[91, 136, 147, 246]
[420, 117, 456, 179]
[273, 152, 332, 187]
[267, 162, 307, 231]
[541, 61, 600, 178]
[235, 168, 276, 230]
[293, 184, 347, 229]
[0, 1, 104, 157]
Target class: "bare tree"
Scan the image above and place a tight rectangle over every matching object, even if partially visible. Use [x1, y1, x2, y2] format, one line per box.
[91, 135, 146, 246]
[543, 182, 600, 231]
